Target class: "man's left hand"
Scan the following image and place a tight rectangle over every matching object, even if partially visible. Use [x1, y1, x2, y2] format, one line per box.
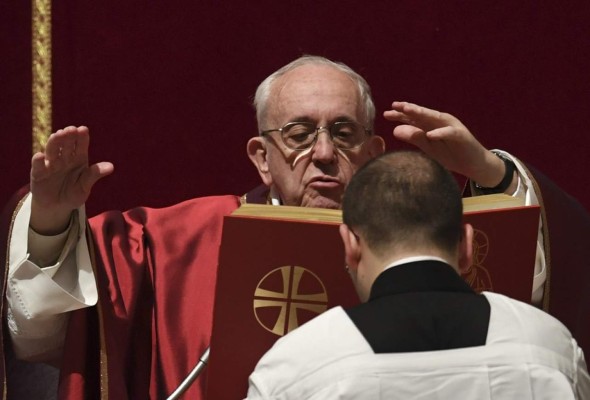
[383, 101, 506, 188]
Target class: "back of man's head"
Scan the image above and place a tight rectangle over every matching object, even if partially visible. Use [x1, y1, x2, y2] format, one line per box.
[342, 151, 463, 259]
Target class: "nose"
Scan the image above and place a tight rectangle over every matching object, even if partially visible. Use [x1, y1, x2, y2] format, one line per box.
[311, 130, 336, 164]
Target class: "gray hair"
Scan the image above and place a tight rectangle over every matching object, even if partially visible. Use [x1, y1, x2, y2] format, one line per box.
[253, 55, 376, 131]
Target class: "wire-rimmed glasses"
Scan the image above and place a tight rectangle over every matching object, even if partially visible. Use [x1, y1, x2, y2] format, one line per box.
[260, 121, 371, 151]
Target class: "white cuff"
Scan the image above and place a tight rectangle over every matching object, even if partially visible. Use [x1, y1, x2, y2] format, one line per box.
[7, 193, 97, 318]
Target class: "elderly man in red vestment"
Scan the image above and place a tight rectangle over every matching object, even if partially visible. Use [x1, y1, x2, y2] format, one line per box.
[2, 55, 588, 399]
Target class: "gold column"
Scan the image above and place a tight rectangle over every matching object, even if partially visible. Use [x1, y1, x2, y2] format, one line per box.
[32, 0, 52, 154]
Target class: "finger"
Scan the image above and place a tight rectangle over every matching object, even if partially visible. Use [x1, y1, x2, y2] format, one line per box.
[385, 104, 441, 129]
[46, 126, 89, 166]
[80, 162, 115, 192]
[391, 102, 457, 131]
[31, 152, 48, 177]
[44, 130, 64, 161]
[391, 101, 437, 117]
[73, 126, 90, 158]
[390, 101, 412, 111]
[425, 126, 462, 141]
[60, 126, 88, 164]
[383, 109, 415, 125]
[62, 126, 91, 167]
[59, 137, 78, 164]
[45, 126, 75, 158]
[95, 161, 115, 179]
[399, 103, 442, 124]
[392, 125, 430, 148]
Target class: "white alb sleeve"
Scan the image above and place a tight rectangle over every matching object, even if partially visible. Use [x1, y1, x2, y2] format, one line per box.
[471, 150, 546, 306]
[5, 193, 98, 361]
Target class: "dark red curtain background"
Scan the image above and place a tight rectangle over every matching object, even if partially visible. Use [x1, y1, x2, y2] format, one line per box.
[2, 1, 590, 216]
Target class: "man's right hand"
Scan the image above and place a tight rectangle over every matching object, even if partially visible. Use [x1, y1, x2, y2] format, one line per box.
[30, 126, 114, 235]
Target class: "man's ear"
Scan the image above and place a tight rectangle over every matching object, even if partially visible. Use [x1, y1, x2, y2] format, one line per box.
[458, 223, 474, 274]
[247, 137, 272, 186]
[339, 224, 361, 272]
[367, 135, 386, 158]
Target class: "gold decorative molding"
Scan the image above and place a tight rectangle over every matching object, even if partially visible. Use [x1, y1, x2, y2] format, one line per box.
[32, 0, 52, 154]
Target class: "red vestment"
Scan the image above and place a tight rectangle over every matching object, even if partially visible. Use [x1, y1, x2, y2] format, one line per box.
[59, 195, 244, 399]
[2, 176, 589, 399]
[2, 191, 260, 399]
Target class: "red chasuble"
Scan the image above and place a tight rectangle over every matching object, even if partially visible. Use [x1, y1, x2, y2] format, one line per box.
[63, 195, 243, 399]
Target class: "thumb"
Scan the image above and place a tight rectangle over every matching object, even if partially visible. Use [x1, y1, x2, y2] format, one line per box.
[82, 162, 114, 190]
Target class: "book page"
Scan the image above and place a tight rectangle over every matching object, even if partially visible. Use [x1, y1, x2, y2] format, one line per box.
[233, 194, 527, 222]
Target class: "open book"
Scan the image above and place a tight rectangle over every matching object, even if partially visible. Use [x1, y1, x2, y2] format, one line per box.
[231, 193, 527, 222]
[206, 194, 540, 399]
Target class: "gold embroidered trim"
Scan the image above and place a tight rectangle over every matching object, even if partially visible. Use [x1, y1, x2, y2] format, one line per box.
[32, 0, 52, 154]
[85, 224, 109, 399]
[2, 194, 29, 400]
[520, 163, 552, 312]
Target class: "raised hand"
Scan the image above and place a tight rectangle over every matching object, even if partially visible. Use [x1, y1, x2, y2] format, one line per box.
[383, 101, 505, 187]
[30, 126, 114, 234]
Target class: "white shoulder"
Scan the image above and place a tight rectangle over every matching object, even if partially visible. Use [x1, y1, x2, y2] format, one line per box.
[246, 306, 372, 397]
[483, 291, 576, 351]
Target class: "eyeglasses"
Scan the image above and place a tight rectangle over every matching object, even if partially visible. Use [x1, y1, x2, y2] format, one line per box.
[260, 121, 371, 151]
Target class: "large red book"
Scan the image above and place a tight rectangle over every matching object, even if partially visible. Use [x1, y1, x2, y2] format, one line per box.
[206, 195, 540, 399]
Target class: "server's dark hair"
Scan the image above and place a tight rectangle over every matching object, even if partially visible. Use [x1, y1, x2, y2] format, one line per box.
[342, 151, 463, 256]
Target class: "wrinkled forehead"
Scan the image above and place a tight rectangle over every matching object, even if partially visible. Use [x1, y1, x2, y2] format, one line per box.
[265, 65, 364, 126]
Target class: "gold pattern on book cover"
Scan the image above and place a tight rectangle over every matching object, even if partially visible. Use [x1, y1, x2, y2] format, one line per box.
[461, 229, 493, 292]
[253, 266, 328, 336]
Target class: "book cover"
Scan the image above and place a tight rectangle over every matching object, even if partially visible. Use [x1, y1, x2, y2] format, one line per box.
[206, 202, 540, 399]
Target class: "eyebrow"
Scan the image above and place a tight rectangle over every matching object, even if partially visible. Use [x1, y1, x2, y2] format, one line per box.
[287, 115, 358, 124]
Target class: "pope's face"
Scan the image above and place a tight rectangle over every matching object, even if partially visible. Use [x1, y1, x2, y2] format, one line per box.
[254, 65, 383, 209]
